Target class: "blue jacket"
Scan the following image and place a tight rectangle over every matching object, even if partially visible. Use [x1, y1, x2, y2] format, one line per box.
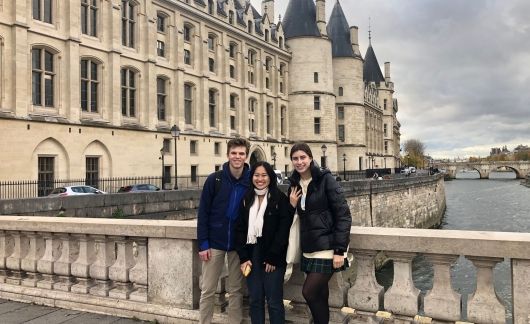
[197, 162, 251, 252]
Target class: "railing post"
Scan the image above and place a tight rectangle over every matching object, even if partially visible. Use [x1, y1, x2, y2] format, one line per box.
[348, 249, 384, 312]
[467, 256, 505, 323]
[6, 231, 29, 285]
[36, 232, 61, 289]
[0, 231, 14, 283]
[89, 235, 116, 296]
[384, 251, 420, 316]
[512, 258, 530, 323]
[54, 233, 79, 291]
[71, 234, 96, 293]
[422, 254, 461, 321]
[108, 236, 134, 299]
[129, 238, 148, 302]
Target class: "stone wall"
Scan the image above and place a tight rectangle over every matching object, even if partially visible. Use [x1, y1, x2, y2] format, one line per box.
[0, 174, 446, 229]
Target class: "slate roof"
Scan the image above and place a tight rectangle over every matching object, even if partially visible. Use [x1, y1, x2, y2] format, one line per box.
[327, 1, 354, 58]
[363, 45, 385, 83]
[283, 0, 321, 39]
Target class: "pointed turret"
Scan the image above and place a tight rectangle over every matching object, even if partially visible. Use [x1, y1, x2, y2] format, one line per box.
[363, 44, 385, 83]
[282, 0, 321, 39]
[262, 0, 274, 23]
[327, 1, 354, 57]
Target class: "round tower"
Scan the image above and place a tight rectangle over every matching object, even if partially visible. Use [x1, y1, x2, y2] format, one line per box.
[283, 0, 337, 170]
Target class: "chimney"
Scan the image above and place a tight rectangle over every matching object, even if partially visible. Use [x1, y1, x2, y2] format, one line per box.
[316, 0, 327, 36]
[384, 62, 391, 82]
[350, 26, 360, 56]
[262, 0, 274, 24]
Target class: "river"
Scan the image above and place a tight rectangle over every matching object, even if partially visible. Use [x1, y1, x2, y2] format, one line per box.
[376, 171, 530, 323]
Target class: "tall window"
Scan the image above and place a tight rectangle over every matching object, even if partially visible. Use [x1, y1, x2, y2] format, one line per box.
[230, 94, 237, 109]
[229, 65, 236, 79]
[121, 68, 136, 117]
[248, 98, 256, 113]
[265, 78, 270, 90]
[190, 141, 198, 154]
[184, 49, 191, 65]
[121, 0, 136, 47]
[230, 115, 236, 130]
[33, 0, 52, 23]
[265, 30, 270, 42]
[156, 13, 166, 32]
[265, 57, 272, 71]
[208, 0, 214, 15]
[184, 84, 193, 124]
[280, 106, 286, 135]
[209, 89, 217, 128]
[38, 157, 54, 197]
[191, 165, 198, 183]
[279, 63, 285, 76]
[208, 35, 216, 51]
[157, 40, 165, 57]
[314, 96, 320, 110]
[32, 48, 55, 108]
[80, 59, 99, 113]
[338, 87, 344, 96]
[266, 103, 272, 134]
[183, 24, 192, 42]
[337, 106, 344, 120]
[279, 37, 284, 49]
[314, 118, 321, 134]
[208, 58, 215, 73]
[81, 0, 98, 36]
[314, 72, 319, 83]
[384, 124, 388, 136]
[248, 20, 253, 34]
[86, 157, 100, 188]
[248, 50, 256, 66]
[229, 43, 237, 58]
[338, 125, 345, 142]
[157, 78, 166, 120]
[228, 11, 234, 25]
[384, 99, 387, 110]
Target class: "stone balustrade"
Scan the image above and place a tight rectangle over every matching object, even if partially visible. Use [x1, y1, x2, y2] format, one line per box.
[0, 216, 528, 323]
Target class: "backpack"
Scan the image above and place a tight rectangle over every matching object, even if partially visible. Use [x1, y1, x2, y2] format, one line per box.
[214, 169, 223, 196]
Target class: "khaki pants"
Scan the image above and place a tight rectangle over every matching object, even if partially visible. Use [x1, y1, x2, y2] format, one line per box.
[199, 249, 243, 324]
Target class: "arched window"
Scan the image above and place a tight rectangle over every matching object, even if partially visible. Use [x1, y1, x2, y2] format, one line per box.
[157, 77, 167, 121]
[314, 72, 319, 83]
[121, 67, 137, 117]
[32, 47, 56, 108]
[184, 83, 194, 125]
[266, 103, 273, 134]
[248, 20, 253, 34]
[156, 12, 168, 33]
[338, 87, 343, 96]
[121, 0, 137, 47]
[208, 89, 218, 128]
[80, 58, 100, 112]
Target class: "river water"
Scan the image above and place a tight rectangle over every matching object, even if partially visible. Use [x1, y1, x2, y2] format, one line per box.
[376, 171, 530, 323]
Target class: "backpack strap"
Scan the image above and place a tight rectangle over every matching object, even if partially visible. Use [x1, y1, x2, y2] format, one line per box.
[214, 169, 223, 196]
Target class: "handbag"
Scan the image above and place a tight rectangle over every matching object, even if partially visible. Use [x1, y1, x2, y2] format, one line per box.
[284, 212, 300, 282]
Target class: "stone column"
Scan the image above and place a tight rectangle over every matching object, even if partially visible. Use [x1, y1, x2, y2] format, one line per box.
[384, 251, 420, 316]
[348, 249, 384, 312]
[129, 238, 148, 302]
[89, 235, 116, 296]
[109, 236, 134, 299]
[36, 232, 61, 289]
[422, 254, 461, 321]
[512, 258, 530, 323]
[54, 233, 79, 291]
[0, 230, 14, 282]
[71, 234, 96, 293]
[147, 238, 200, 309]
[467, 256, 505, 323]
[6, 231, 29, 284]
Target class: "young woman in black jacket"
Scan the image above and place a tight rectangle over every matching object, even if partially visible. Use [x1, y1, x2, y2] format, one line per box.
[235, 161, 293, 324]
[287, 143, 352, 324]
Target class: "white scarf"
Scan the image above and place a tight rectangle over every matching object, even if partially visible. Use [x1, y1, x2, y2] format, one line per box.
[247, 188, 268, 244]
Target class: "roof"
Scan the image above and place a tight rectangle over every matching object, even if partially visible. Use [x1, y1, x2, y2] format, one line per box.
[283, 0, 321, 39]
[327, 1, 354, 58]
[363, 45, 385, 83]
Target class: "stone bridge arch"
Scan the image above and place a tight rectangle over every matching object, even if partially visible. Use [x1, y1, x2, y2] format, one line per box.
[489, 165, 522, 179]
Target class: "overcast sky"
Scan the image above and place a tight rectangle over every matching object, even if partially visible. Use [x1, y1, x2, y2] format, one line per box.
[250, 0, 530, 158]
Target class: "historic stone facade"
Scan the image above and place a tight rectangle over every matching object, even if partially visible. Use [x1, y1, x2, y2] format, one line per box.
[0, 0, 401, 188]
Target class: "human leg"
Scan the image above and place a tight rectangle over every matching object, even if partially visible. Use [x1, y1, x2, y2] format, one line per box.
[246, 250, 265, 324]
[199, 249, 226, 324]
[302, 272, 333, 324]
[263, 266, 286, 324]
[226, 250, 244, 324]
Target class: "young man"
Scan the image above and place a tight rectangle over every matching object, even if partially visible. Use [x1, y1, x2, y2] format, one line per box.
[197, 138, 251, 324]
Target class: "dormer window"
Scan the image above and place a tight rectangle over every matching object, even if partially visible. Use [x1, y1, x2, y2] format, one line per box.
[265, 30, 270, 42]
[248, 21, 253, 34]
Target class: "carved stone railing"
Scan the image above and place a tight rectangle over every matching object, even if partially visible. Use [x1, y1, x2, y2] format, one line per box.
[0, 217, 529, 323]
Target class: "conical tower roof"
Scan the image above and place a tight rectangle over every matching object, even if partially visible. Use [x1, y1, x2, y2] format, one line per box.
[283, 0, 321, 39]
[327, 1, 354, 57]
[363, 45, 385, 83]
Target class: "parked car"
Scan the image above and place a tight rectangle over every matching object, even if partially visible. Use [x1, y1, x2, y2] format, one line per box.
[118, 184, 160, 193]
[48, 186, 106, 197]
[410, 167, 417, 173]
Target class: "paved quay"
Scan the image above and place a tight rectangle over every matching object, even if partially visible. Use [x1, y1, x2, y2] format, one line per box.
[0, 299, 148, 324]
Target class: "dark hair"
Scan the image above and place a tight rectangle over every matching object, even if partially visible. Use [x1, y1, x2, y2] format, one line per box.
[227, 137, 250, 155]
[290, 142, 313, 160]
[243, 161, 279, 205]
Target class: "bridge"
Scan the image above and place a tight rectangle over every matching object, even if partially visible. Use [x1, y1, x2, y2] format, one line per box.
[436, 160, 530, 179]
[0, 216, 528, 323]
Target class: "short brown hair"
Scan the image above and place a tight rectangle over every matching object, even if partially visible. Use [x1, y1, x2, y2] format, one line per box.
[290, 142, 313, 160]
[227, 137, 250, 155]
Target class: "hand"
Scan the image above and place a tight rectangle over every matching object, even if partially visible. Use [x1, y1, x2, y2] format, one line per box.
[240, 260, 252, 274]
[290, 187, 302, 208]
[332, 254, 344, 269]
[264, 262, 276, 273]
[199, 249, 211, 262]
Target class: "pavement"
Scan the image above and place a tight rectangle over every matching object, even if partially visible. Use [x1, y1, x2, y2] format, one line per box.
[0, 299, 148, 324]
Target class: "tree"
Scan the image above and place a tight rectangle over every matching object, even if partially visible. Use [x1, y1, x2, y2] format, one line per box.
[403, 139, 426, 168]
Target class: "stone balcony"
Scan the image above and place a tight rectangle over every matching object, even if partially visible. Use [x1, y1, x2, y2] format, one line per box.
[0, 216, 528, 323]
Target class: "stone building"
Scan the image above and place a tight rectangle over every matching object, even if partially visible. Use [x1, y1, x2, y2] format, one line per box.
[0, 0, 401, 191]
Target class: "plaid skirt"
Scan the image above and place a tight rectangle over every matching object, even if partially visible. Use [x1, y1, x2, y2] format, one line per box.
[301, 256, 349, 274]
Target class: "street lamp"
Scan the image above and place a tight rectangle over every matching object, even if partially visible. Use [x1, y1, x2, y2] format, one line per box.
[160, 148, 165, 189]
[321, 144, 327, 169]
[342, 153, 347, 181]
[170, 125, 180, 190]
[271, 152, 277, 169]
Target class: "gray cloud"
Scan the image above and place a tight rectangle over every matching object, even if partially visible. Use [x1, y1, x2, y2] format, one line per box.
[251, 0, 530, 158]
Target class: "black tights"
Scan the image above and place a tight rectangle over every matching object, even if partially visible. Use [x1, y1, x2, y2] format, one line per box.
[302, 272, 333, 324]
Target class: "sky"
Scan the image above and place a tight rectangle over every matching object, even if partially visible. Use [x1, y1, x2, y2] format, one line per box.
[250, 0, 530, 159]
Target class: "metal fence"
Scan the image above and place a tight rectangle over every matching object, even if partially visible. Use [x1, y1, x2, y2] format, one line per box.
[0, 175, 210, 200]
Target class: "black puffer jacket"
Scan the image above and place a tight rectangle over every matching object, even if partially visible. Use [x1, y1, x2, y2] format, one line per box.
[288, 164, 352, 254]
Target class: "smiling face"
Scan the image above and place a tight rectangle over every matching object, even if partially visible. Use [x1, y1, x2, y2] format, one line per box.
[291, 150, 312, 177]
[252, 166, 270, 190]
[227, 145, 248, 171]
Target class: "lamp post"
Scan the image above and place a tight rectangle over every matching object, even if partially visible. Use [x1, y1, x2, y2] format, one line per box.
[170, 125, 180, 190]
[271, 152, 277, 169]
[160, 148, 165, 189]
[342, 153, 347, 181]
[321, 144, 327, 169]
